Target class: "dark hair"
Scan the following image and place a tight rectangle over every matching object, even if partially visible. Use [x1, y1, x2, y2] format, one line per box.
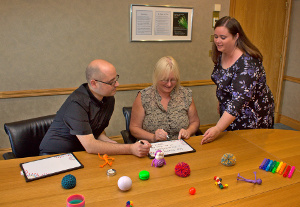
[212, 16, 263, 64]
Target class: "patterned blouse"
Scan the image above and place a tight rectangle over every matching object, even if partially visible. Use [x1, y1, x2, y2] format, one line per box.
[211, 53, 274, 131]
[140, 85, 192, 140]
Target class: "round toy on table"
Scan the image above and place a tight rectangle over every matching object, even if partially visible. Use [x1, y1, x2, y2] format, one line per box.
[139, 170, 150, 180]
[189, 187, 196, 195]
[118, 176, 132, 191]
[61, 174, 76, 189]
[174, 162, 191, 177]
[221, 153, 236, 166]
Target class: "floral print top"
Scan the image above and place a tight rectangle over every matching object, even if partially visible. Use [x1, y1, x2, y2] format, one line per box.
[211, 53, 274, 131]
[140, 85, 192, 140]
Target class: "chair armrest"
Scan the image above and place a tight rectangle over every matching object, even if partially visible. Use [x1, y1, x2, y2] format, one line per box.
[120, 130, 137, 144]
[2, 152, 16, 160]
[195, 129, 203, 136]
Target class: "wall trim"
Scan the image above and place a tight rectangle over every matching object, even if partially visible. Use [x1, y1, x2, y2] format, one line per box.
[279, 114, 300, 131]
[0, 80, 214, 99]
[284, 75, 300, 84]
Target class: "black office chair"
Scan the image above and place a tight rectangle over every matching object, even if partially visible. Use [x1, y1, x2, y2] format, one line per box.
[120, 107, 137, 144]
[195, 128, 203, 136]
[3, 114, 55, 160]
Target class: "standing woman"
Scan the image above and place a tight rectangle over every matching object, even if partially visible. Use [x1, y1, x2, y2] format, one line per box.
[201, 16, 274, 144]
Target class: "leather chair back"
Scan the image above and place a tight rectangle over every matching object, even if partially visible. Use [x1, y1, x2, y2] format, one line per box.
[123, 107, 132, 131]
[120, 107, 137, 144]
[4, 115, 55, 159]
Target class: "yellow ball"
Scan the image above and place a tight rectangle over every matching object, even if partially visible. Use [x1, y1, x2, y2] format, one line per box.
[221, 153, 236, 166]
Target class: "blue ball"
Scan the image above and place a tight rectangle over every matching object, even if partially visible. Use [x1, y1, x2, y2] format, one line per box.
[61, 174, 76, 189]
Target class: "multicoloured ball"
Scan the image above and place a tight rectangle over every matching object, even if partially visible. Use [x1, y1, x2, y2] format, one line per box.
[175, 162, 191, 177]
[221, 153, 236, 166]
[61, 174, 76, 189]
[126, 201, 133, 207]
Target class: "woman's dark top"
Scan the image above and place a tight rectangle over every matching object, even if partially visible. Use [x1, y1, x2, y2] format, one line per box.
[211, 53, 274, 131]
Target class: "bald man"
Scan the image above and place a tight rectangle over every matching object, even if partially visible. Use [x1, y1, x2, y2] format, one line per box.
[40, 59, 150, 157]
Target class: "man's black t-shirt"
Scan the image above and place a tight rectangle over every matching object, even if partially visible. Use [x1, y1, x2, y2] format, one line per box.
[39, 83, 115, 154]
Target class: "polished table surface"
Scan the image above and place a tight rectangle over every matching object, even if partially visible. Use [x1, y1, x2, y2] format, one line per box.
[1, 129, 299, 207]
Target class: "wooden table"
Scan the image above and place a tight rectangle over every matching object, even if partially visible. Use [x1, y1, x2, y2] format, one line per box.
[1, 129, 299, 206]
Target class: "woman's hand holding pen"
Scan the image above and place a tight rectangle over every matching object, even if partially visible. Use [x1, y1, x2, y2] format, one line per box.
[154, 129, 168, 142]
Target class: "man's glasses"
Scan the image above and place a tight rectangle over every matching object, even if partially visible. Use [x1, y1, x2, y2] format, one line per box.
[95, 74, 119, 86]
[160, 79, 177, 84]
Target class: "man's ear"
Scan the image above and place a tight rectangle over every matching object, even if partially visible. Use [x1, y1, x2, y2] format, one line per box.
[90, 80, 97, 88]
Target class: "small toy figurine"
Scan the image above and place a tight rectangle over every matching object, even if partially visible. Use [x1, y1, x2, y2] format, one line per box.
[214, 176, 228, 189]
[151, 150, 166, 167]
[98, 153, 115, 168]
[237, 171, 262, 184]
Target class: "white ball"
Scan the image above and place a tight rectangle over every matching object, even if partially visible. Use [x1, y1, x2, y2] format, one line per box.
[117, 176, 132, 191]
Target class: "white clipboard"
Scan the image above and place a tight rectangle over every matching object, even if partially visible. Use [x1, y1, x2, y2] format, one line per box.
[20, 153, 84, 182]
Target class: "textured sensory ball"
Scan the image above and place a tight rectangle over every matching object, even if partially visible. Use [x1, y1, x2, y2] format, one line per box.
[221, 153, 236, 166]
[175, 162, 191, 177]
[61, 174, 76, 189]
[126, 201, 133, 207]
[118, 176, 132, 191]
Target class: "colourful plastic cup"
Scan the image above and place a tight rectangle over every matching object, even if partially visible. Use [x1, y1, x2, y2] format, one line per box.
[67, 194, 85, 207]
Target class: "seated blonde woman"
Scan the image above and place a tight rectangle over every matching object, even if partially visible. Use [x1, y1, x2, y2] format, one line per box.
[130, 56, 200, 143]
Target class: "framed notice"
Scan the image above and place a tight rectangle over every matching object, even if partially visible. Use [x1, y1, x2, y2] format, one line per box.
[148, 139, 196, 159]
[20, 153, 84, 182]
[130, 4, 193, 41]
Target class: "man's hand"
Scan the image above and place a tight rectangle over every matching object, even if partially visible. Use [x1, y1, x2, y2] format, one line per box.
[130, 140, 151, 157]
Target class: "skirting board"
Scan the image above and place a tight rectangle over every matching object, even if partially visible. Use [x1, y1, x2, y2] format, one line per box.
[279, 114, 300, 131]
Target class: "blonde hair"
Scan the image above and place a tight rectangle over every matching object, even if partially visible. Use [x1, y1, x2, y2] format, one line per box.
[152, 56, 180, 90]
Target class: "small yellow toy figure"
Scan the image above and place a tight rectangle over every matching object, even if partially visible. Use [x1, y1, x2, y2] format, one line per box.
[98, 153, 115, 168]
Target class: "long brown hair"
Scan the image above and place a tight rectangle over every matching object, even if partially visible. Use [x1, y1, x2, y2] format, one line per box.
[212, 16, 263, 64]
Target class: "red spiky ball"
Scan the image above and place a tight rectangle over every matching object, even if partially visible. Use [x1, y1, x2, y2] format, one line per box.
[175, 162, 191, 177]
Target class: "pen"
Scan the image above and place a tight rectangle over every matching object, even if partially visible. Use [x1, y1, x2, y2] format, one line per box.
[288, 166, 295, 178]
[276, 162, 283, 173]
[278, 163, 287, 175]
[259, 158, 267, 169]
[265, 160, 273, 171]
[139, 140, 144, 145]
[269, 160, 276, 172]
[262, 159, 270, 170]
[283, 165, 291, 177]
[271, 161, 279, 173]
